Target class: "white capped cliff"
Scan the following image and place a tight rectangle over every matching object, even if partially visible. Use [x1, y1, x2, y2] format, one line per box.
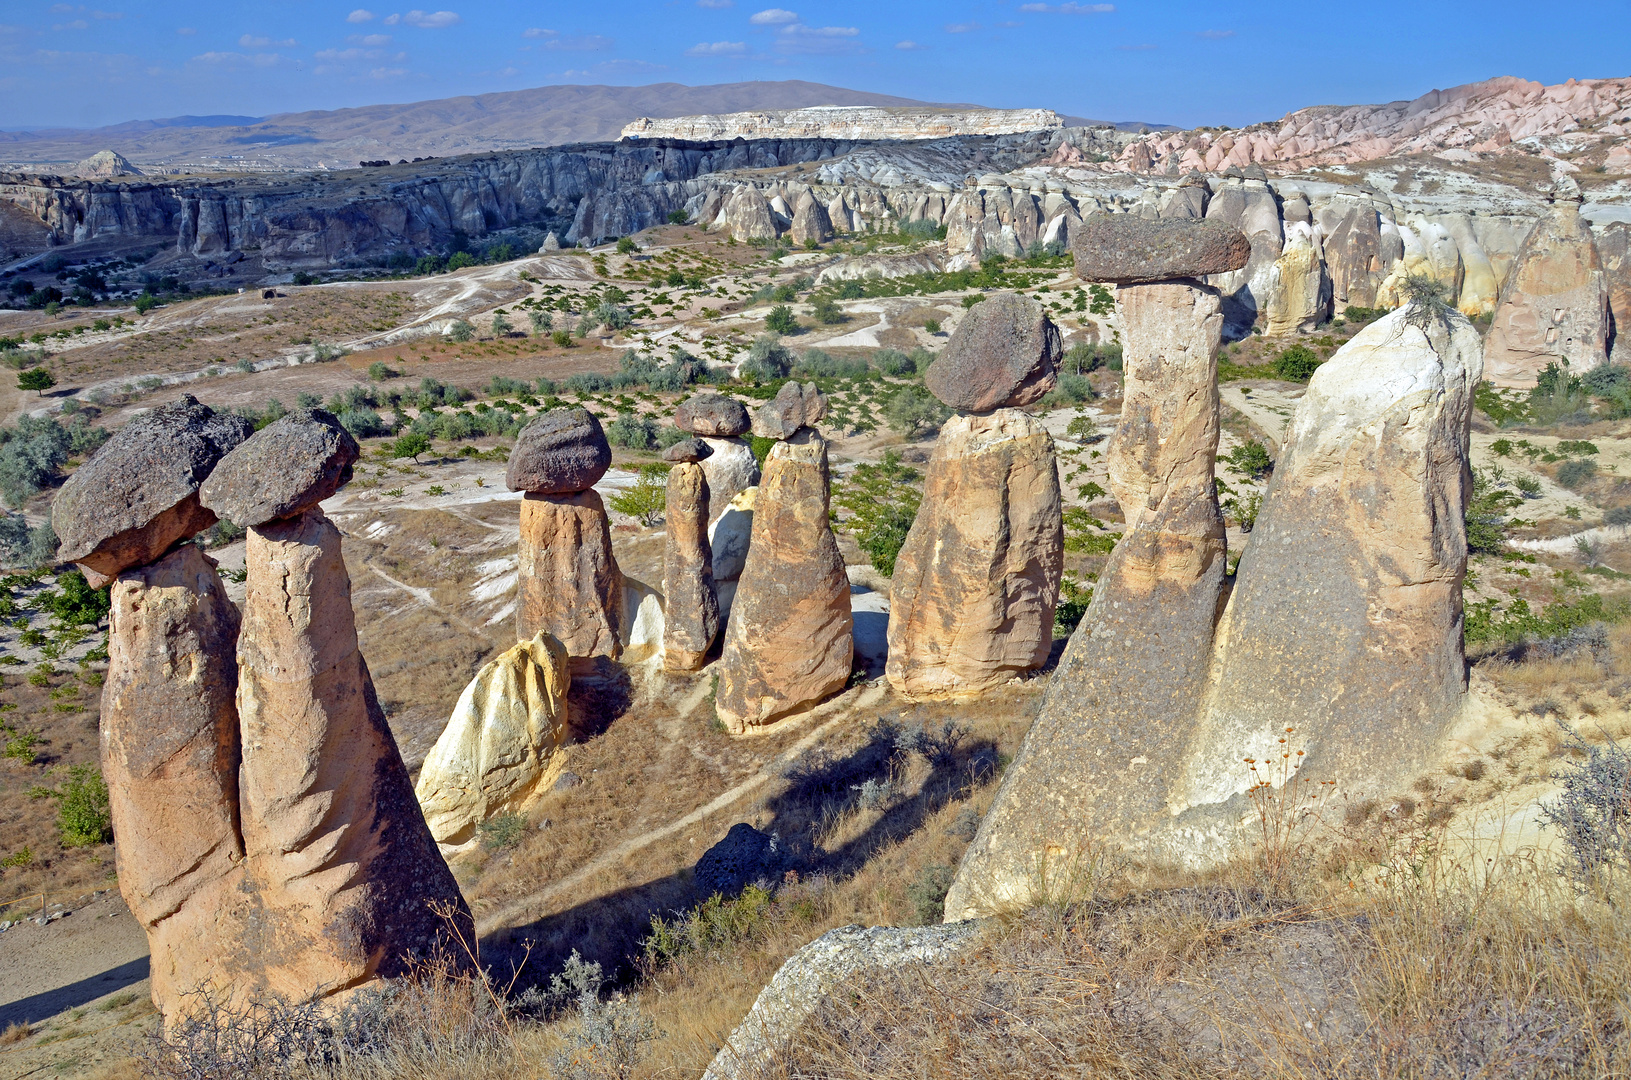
[622, 106, 1063, 143]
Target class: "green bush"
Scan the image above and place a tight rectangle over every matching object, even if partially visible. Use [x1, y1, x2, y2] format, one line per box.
[390, 432, 432, 462]
[616, 236, 639, 254]
[739, 335, 794, 382]
[551, 327, 573, 347]
[605, 412, 657, 450]
[47, 764, 112, 847]
[1557, 458, 1598, 489]
[832, 451, 922, 577]
[810, 296, 845, 324]
[608, 463, 667, 525]
[446, 251, 477, 271]
[667, 210, 689, 226]
[0, 414, 71, 508]
[1055, 575, 1093, 633]
[1043, 373, 1095, 405]
[881, 385, 950, 439]
[478, 812, 528, 851]
[1222, 440, 1273, 480]
[447, 319, 475, 343]
[1272, 344, 1321, 381]
[1529, 362, 1593, 426]
[1465, 592, 1630, 647]
[1466, 468, 1521, 554]
[905, 864, 956, 925]
[764, 304, 799, 335]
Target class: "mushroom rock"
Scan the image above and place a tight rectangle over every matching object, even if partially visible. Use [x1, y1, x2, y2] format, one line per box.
[723, 185, 778, 242]
[945, 278, 1227, 920]
[516, 489, 623, 663]
[1173, 308, 1483, 854]
[199, 410, 358, 528]
[886, 409, 1062, 700]
[715, 432, 852, 732]
[53, 396, 252, 587]
[674, 393, 751, 438]
[789, 190, 834, 247]
[751, 381, 827, 440]
[699, 438, 760, 521]
[1484, 183, 1610, 387]
[662, 461, 721, 672]
[504, 408, 612, 495]
[924, 292, 1061, 412]
[1262, 230, 1328, 336]
[413, 630, 571, 848]
[103, 543, 245, 1017]
[236, 507, 469, 1004]
[1601, 222, 1631, 364]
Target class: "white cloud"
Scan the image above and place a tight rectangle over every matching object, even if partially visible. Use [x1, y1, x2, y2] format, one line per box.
[1198, 28, 1235, 39]
[371, 66, 407, 78]
[944, 21, 979, 32]
[347, 9, 374, 22]
[240, 34, 297, 48]
[774, 23, 862, 53]
[894, 39, 926, 50]
[350, 33, 391, 45]
[383, 13, 400, 25]
[697, 0, 733, 6]
[782, 24, 856, 36]
[545, 34, 613, 51]
[92, 10, 122, 19]
[316, 47, 370, 61]
[192, 50, 285, 67]
[1019, 2, 1115, 11]
[687, 40, 746, 55]
[54, 19, 89, 30]
[522, 27, 557, 38]
[749, 8, 797, 24]
[403, 10, 460, 28]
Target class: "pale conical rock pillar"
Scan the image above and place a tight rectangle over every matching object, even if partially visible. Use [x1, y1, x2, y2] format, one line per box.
[1483, 186, 1609, 387]
[516, 490, 623, 663]
[236, 508, 468, 1002]
[945, 280, 1227, 921]
[715, 432, 853, 732]
[413, 631, 571, 847]
[1262, 231, 1327, 336]
[886, 409, 1062, 700]
[103, 543, 245, 1018]
[662, 461, 720, 672]
[1171, 308, 1482, 828]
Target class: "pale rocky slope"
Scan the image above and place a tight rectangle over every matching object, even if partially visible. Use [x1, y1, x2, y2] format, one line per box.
[623, 106, 1062, 142]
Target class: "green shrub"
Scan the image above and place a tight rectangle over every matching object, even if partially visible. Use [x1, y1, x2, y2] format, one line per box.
[490, 312, 512, 337]
[478, 812, 528, 851]
[446, 251, 477, 271]
[608, 463, 668, 526]
[1273, 344, 1321, 381]
[1222, 440, 1273, 480]
[45, 764, 112, 847]
[390, 432, 431, 462]
[905, 865, 956, 925]
[0, 414, 71, 508]
[616, 236, 639, 254]
[1062, 507, 1117, 554]
[643, 885, 777, 966]
[667, 210, 689, 226]
[1541, 722, 1631, 891]
[1054, 575, 1093, 633]
[749, 435, 775, 470]
[739, 335, 793, 382]
[811, 296, 845, 324]
[447, 319, 475, 343]
[881, 385, 950, 439]
[1558, 458, 1598, 489]
[1529, 362, 1592, 425]
[832, 451, 921, 577]
[605, 412, 657, 451]
[1464, 591, 1630, 646]
[1043, 373, 1095, 405]
[764, 304, 799, 335]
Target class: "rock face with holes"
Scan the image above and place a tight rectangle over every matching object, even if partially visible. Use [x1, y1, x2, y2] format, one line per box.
[886, 410, 1062, 699]
[413, 631, 571, 847]
[924, 293, 1060, 412]
[504, 408, 613, 495]
[715, 433, 852, 731]
[517, 489, 623, 662]
[663, 461, 720, 672]
[53, 396, 252, 587]
[200, 410, 358, 527]
[103, 542, 246, 1018]
[945, 279, 1228, 920]
[1483, 184, 1610, 387]
[1172, 308, 1482, 843]
[234, 507, 469, 1002]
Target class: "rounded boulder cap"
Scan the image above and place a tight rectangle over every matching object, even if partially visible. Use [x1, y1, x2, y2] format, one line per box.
[505, 407, 612, 494]
[52, 395, 254, 584]
[661, 438, 714, 464]
[924, 292, 1060, 413]
[750, 382, 827, 440]
[674, 393, 750, 438]
[1069, 216, 1250, 286]
[199, 409, 360, 528]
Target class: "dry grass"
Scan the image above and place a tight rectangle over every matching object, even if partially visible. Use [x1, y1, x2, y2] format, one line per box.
[1, 1019, 32, 1044]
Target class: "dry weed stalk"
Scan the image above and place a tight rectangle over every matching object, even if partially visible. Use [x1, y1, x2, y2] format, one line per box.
[1244, 727, 1336, 893]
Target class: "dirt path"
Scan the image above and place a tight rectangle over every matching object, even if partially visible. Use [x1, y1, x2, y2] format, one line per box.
[0, 891, 149, 1030]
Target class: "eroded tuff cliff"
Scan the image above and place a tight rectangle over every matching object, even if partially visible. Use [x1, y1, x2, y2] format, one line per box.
[622, 106, 1063, 142]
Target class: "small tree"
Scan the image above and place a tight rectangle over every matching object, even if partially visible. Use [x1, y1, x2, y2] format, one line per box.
[446, 251, 477, 271]
[811, 296, 845, 325]
[17, 368, 55, 396]
[448, 319, 475, 343]
[609, 464, 667, 526]
[391, 432, 432, 463]
[491, 312, 512, 337]
[551, 327, 573, 348]
[666, 210, 689, 226]
[764, 304, 799, 335]
[529, 309, 553, 335]
[616, 236, 640, 254]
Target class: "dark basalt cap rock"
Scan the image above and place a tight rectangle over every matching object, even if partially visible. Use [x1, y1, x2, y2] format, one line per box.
[750, 381, 827, 440]
[1071, 215, 1251, 285]
[505, 407, 612, 494]
[924, 292, 1060, 413]
[674, 393, 750, 438]
[200, 410, 359, 527]
[661, 438, 714, 464]
[53, 395, 253, 586]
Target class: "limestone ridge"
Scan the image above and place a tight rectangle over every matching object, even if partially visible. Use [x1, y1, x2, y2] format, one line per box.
[622, 106, 1064, 142]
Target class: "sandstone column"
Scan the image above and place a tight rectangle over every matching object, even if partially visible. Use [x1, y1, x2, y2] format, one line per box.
[946, 218, 1248, 920]
[675, 391, 758, 520]
[506, 408, 623, 663]
[716, 386, 852, 732]
[1171, 307, 1483, 824]
[661, 438, 720, 672]
[202, 410, 470, 1003]
[887, 292, 1063, 699]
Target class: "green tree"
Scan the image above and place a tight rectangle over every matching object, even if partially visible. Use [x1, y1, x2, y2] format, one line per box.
[551, 327, 573, 348]
[609, 464, 667, 526]
[529, 309, 553, 335]
[764, 304, 798, 334]
[448, 319, 475, 343]
[133, 292, 158, 314]
[446, 251, 477, 271]
[35, 764, 112, 847]
[832, 451, 922, 576]
[491, 312, 512, 337]
[391, 432, 432, 463]
[666, 210, 689, 226]
[810, 296, 845, 325]
[1222, 440, 1273, 480]
[1273, 344, 1321, 382]
[16, 368, 54, 396]
[616, 236, 640, 254]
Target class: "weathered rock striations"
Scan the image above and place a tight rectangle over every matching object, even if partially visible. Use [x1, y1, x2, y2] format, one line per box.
[699, 438, 760, 522]
[413, 631, 571, 847]
[718, 184, 778, 242]
[1262, 230, 1328, 335]
[1603, 222, 1631, 364]
[516, 489, 623, 662]
[236, 508, 469, 1002]
[886, 409, 1062, 699]
[103, 543, 245, 1018]
[505, 408, 613, 494]
[1484, 185, 1610, 386]
[945, 279, 1227, 920]
[53, 396, 252, 587]
[1171, 308, 1483, 840]
[663, 462, 720, 672]
[715, 433, 853, 732]
[925, 293, 1061, 412]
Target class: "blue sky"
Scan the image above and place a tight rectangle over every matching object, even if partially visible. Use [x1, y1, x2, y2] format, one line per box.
[2, 1, 1627, 131]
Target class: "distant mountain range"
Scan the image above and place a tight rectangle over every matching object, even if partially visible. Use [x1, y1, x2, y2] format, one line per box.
[0, 81, 1163, 172]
